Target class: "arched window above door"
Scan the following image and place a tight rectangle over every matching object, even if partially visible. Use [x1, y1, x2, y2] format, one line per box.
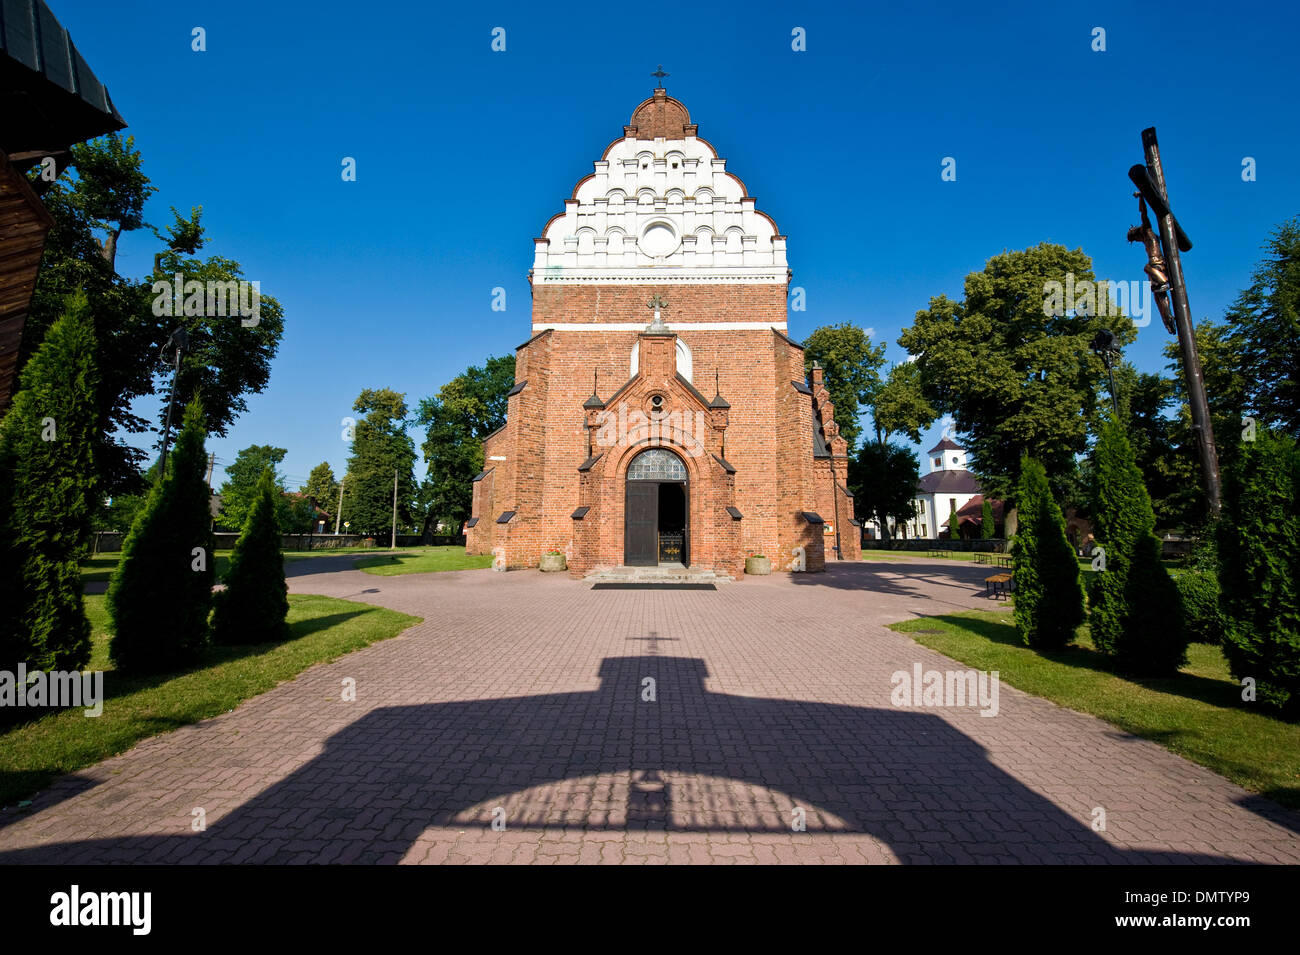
[626, 448, 687, 481]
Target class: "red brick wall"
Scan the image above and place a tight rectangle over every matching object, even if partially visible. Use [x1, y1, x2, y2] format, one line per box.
[463, 279, 849, 576]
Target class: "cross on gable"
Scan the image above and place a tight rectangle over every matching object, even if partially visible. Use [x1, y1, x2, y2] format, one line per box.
[651, 65, 669, 86]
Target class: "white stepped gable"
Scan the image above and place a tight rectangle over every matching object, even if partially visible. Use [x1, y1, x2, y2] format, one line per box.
[532, 95, 787, 284]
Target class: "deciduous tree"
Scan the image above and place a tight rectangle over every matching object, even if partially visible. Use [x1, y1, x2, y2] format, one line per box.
[898, 244, 1131, 501]
[416, 356, 515, 535]
[24, 134, 284, 500]
[871, 360, 936, 445]
[849, 440, 919, 540]
[803, 323, 886, 451]
[342, 389, 417, 537]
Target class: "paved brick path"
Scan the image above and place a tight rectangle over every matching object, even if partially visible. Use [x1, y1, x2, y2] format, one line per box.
[3, 557, 1298, 864]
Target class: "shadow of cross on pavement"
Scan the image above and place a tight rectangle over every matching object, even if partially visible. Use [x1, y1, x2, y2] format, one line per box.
[627, 631, 678, 656]
[0, 656, 1244, 864]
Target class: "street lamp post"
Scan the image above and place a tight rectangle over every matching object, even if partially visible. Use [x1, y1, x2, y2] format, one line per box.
[156, 327, 190, 479]
[1091, 328, 1121, 419]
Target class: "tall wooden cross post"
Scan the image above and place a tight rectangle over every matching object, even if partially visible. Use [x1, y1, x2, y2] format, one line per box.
[1128, 127, 1222, 515]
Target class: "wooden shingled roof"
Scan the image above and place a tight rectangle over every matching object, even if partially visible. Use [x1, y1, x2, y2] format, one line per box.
[1, 0, 128, 412]
[0, 150, 53, 411]
[1, 0, 126, 155]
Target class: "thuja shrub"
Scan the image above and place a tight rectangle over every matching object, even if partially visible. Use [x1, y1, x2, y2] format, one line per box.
[1011, 455, 1084, 649]
[1089, 421, 1187, 676]
[211, 469, 289, 645]
[108, 399, 215, 673]
[1216, 428, 1300, 714]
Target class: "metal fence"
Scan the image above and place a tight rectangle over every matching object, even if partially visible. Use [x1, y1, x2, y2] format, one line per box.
[91, 532, 464, 553]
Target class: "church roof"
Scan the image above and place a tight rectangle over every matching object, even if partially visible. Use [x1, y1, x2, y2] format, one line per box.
[927, 437, 965, 454]
[627, 89, 694, 140]
[956, 494, 1004, 523]
[812, 409, 830, 458]
[917, 469, 980, 494]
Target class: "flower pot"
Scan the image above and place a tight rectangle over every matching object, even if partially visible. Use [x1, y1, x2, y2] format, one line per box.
[539, 553, 567, 572]
[745, 556, 771, 575]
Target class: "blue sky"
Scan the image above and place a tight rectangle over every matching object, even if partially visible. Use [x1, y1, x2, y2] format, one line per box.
[53, 0, 1300, 488]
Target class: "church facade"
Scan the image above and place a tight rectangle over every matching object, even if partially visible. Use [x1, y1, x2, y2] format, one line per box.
[464, 85, 858, 577]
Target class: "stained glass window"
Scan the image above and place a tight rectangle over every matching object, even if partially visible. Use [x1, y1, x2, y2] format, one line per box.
[627, 448, 687, 481]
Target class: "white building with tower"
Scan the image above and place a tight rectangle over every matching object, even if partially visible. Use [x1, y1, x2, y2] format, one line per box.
[904, 437, 982, 539]
[864, 437, 984, 541]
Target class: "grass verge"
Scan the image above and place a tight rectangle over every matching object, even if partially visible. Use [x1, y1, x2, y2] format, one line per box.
[353, 546, 493, 576]
[0, 593, 420, 808]
[889, 608, 1300, 809]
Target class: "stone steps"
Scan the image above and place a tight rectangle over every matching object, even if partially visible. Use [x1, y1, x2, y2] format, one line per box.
[585, 564, 733, 584]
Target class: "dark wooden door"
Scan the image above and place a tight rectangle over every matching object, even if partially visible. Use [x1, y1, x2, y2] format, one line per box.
[624, 481, 658, 566]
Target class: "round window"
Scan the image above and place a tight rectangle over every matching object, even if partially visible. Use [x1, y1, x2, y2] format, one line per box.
[639, 222, 678, 257]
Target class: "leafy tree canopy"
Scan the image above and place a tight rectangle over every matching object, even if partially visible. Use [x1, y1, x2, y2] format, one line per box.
[898, 243, 1133, 502]
[416, 355, 515, 535]
[218, 445, 287, 531]
[848, 440, 919, 540]
[24, 133, 285, 499]
[802, 323, 886, 451]
[871, 360, 936, 445]
[342, 389, 418, 537]
[302, 462, 340, 510]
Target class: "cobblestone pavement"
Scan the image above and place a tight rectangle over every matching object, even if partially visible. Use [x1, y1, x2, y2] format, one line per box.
[4, 557, 1298, 864]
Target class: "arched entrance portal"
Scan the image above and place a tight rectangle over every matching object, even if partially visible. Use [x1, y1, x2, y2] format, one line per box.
[624, 448, 689, 567]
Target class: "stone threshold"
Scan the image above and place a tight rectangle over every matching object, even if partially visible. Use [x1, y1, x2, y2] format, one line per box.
[584, 563, 733, 584]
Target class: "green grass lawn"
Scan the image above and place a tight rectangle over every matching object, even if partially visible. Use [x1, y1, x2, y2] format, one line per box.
[353, 546, 493, 576]
[81, 545, 486, 584]
[0, 593, 420, 808]
[890, 608, 1300, 809]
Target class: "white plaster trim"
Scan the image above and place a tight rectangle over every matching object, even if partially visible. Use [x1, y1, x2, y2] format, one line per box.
[532, 322, 788, 332]
[531, 269, 787, 285]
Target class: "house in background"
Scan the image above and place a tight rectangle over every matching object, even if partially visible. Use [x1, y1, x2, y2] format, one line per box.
[901, 438, 981, 539]
[955, 494, 1004, 538]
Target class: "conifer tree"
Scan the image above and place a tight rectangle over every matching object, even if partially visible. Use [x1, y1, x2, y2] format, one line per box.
[981, 498, 996, 539]
[0, 293, 100, 674]
[108, 399, 215, 673]
[1216, 428, 1300, 713]
[1089, 420, 1187, 675]
[212, 469, 290, 645]
[1011, 455, 1085, 649]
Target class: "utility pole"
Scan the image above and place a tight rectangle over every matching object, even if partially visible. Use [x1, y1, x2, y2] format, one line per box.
[391, 469, 398, 550]
[1128, 127, 1222, 515]
[334, 475, 345, 535]
[204, 452, 215, 488]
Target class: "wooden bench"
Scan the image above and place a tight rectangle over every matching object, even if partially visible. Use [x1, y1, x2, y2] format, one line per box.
[973, 553, 990, 565]
[985, 573, 1013, 599]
